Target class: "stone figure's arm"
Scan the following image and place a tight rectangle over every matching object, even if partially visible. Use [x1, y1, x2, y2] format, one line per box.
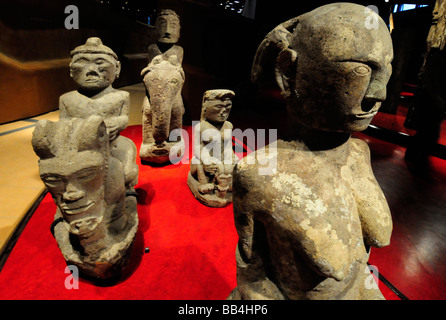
[196, 165, 210, 184]
[176, 46, 184, 65]
[104, 92, 130, 140]
[147, 44, 159, 64]
[195, 122, 215, 164]
[232, 165, 285, 299]
[59, 96, 69, 119]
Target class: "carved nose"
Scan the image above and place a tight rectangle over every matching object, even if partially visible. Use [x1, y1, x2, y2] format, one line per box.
[63, 183, 85, 202]
[361, 98, 376, 112]
[364, 79, 387, 103]
[85, 65, 100, 76]
[86, 70, 99, 77]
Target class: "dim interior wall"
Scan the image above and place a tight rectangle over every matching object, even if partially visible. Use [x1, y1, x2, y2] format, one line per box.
[0, 0, 153, 124]
[0, 54, 75, 124]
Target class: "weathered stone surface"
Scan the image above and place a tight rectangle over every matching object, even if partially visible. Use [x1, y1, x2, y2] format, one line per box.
[32, 37, 139, 280]
[140, 10, 185, 164]
[60, 37, 138, 192]
[32, 116, 138, 280]
[229, 3, 393, 300]
[188, 90, 236, 207]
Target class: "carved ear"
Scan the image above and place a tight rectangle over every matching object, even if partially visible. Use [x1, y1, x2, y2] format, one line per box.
[77, 115, 108, 152]
[251, 16, 299, 88]
[32, 120, 55, 159]
[115, 60, 121, 79]
[275, 48, 297, 98]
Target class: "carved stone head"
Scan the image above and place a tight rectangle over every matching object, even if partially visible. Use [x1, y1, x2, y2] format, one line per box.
[69, 37, 121, 93]
[32, 116, 109, 238]
[155, 9, 181, 44]
[254, 3, 393, 133]
[201, 89, 236, 123]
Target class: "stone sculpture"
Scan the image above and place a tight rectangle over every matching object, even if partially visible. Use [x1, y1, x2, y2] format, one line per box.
[31, 37, 139, 280]
[148, 9, 183, 64]
[188, 90, 236, 207]
[140, 9, 185, 164]
[228, 3, 394, 300]
[59, 37, 138, 193]
[32, 116, 139, 280]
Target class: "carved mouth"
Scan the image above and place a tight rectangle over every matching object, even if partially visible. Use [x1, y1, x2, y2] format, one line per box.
[61, 201, 95, 215]
[352, 99, 379, 120]
[352, 110, 378, 120]
[68, 215, 103, 237]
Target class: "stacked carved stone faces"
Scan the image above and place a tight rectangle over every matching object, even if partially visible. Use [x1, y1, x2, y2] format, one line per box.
[32, 37, 139, 280]
[188, 90, 236, 207]
[140, 9, 185, 164]
[228, 3, 394, 300]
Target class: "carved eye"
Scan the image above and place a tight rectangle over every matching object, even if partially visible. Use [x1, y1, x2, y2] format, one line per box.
[353, 65, 371, 76]
[41, 175, 64, 187]
[75, 168, 99, 180]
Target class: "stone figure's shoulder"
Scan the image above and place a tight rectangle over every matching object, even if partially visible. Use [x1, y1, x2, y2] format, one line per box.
[110, 88, 129, 97]
[350, 137, 371, 159]
[147, 43, 159, 53]
[223, 121, 233, 130]
[174, 45, 184, 54]
[106, 88, 130, 103]
[199, 120, 217, 131]
[59, 90, 82, 104]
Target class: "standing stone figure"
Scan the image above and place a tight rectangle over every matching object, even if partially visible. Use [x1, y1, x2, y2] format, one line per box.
[32, 116, 139, 280]
[188, 90, 236, 207]
[140, 9, 185, 164]
[228, 3, 393, 300]
[59, 37, 138, 193]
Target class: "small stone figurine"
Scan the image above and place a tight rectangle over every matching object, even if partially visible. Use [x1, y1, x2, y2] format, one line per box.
[59, 37, 138, 193]
[188, 90, 236, 207]
[228, 3, 394, 300]
[148, 9, 183, 65]
[31, 38, 139, 280]
[140, 9, 185, 164]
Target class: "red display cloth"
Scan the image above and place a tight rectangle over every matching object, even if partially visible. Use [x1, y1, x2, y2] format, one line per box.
[0, 126, 399, 300]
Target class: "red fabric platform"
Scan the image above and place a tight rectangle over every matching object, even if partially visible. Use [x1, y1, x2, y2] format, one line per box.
[0, 125, 401, 300]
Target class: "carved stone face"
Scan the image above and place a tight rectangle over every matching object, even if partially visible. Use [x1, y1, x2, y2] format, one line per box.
[156, 13, 180, 44]
[39, 150, 106, 236]
[70, 53, 119, 92]
[283, 4, 393, 133]
[203, 163, 218, 175]
[204, 98, 233, 123]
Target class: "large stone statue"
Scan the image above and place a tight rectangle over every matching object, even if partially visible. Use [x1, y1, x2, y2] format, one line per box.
[228, 3, 394, 300]
[59, 37, 138, 194]
[140, 9, 185, 164]
[188, 90, 236, 207]
[32, 116, 139, 280]
[31, 37, 140, 280]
